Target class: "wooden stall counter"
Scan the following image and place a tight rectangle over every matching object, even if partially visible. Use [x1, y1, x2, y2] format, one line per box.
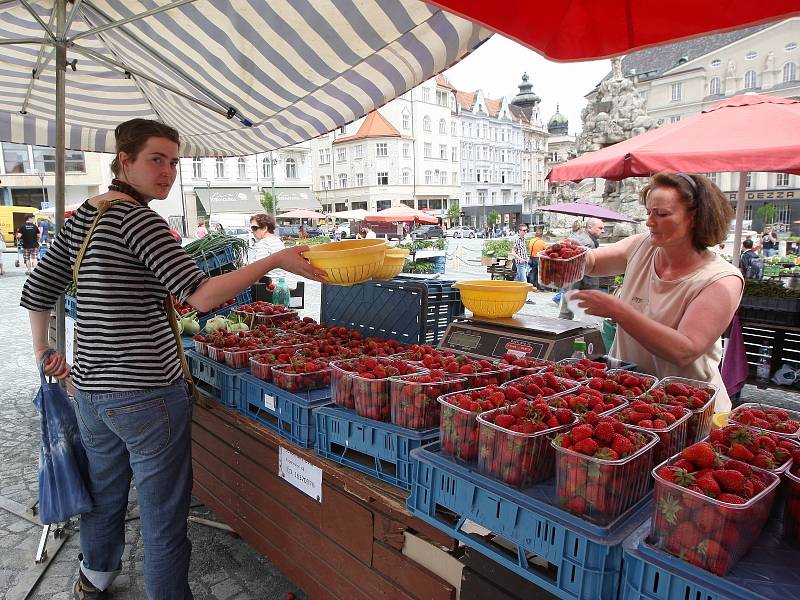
[192, 397, 461, 600]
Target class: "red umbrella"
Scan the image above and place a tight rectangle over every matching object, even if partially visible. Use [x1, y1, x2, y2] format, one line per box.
[366, 205, 438, 224]
[548, 94, 800, 182]
[425, 1, 799, 61]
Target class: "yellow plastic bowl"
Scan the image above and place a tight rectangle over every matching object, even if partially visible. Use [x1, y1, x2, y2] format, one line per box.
[304, 239, 387, 286]
[454, 280, 533, 318]
[373, 247, 410, 280]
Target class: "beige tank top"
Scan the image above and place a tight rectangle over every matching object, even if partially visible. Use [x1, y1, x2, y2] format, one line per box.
[611, 234, 743, 412]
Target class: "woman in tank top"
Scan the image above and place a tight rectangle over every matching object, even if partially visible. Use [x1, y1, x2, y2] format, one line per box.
[571, 172, 743, 411]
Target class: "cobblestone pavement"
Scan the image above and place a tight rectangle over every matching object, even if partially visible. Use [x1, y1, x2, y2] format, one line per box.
[1, 243, 797, 599]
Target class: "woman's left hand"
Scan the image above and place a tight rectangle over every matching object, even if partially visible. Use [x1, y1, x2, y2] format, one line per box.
[570, 290, 627, 321]
[276, 245, 327, 281]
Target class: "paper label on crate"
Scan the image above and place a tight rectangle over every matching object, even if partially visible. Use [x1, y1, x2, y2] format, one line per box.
[289, 296, 302, 308]
[278, 447, 322, 502]
[263, 393, 276, 412]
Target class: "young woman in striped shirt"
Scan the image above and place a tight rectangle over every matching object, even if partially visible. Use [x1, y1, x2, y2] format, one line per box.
[21, 118, 323, 600]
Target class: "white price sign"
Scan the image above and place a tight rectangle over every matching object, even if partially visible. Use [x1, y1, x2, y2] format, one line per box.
[278, 447, 322, 502]
[289, 296, 302, 308]
[263, 393, 276, 412]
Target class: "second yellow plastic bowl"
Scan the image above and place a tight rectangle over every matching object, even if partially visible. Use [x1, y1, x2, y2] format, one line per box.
[303, 239, 387, 286]
[454, 280, 533, 318]
[373, 247, 410, 280]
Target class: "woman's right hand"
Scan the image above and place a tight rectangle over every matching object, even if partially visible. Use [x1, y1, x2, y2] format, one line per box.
[35, 349, 71, 379]
[275, 245, 327, 281]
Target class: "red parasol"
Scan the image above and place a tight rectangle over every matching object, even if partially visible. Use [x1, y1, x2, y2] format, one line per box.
[424, 1, 799, 61]
[365, 206, 438, 224]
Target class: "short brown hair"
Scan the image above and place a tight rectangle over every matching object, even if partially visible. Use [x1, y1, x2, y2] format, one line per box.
[110, 118, 180, 177]
[250, 213, 276, 233]
[640, 172, 733, 252]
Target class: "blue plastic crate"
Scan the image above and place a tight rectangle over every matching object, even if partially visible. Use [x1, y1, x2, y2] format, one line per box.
[181, 336, 195, 350]
[407, 443, 652, 600]
[621, 520, 800, 600]
[320, 276, 463, 345]
[314, 405, 438, 490]
[197, 289, 253, 329]
[194, 244, 238, 273]
[64, 294, 77, 319]
[237, 373, 332, 448]
[186, 350, 245, 408]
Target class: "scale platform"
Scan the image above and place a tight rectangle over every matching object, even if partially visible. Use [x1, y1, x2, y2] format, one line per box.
[438, 314, 606, 363]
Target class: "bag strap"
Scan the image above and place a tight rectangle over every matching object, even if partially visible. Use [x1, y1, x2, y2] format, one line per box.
[74, 197, 207, 406]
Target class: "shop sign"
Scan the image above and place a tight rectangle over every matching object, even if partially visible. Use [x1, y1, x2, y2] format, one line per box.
[727, 189, 798, 201]
[279, 447, 323, 502]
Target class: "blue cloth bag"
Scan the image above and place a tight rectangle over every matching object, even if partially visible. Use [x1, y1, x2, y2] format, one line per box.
[34, 351, 92, 524]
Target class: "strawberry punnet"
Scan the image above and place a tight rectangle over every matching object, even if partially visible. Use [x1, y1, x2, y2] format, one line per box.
[640, 378, 716, 443]
[330, 357, 424, 420]
[271, 359, 332, 392]
[553, 416, 656, 523]
[708, 424, 800, 472]
[537, 239, 588, 288]
[477, 399, 576, 488]
[547, 385, 627, 416]
[503, 372, 577, 399]
[613, 400, 691, 464]
[550, 357, 609, 382]
[439, 385, 528, 462]
[729, 404, 800, 437]
[582, 369, 656, 397]
[650, 441, 780, 576]
[389, 370, 465, 430]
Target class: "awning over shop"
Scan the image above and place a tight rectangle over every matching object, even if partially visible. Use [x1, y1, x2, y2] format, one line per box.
[194, 188, 262, 214]
[270, 187, 321, 212]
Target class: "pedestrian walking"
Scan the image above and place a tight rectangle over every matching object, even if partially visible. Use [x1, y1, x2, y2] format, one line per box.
[17, 214, 40, 274]
[527, 227, 547, 289]
[195, 220, 208, 239]
[511, 224, 530, 282]
[21, 118, 324, 600]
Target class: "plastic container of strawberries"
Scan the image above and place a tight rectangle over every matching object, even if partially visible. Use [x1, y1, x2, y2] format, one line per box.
[248, 346, 310, 383]
[271, 364, 332, 393]
[206, 345, 227, 364]
[254, 310, 298, 327]
[193, 338, 208, 356]
[728, 402, 800, 440]
[537, 247, 587, 289]
[602, 369, 658, 397]
[329, 358, 427, 421]
[223, 347, 264, 369]
[438, 387, 506, 463]
[502, 372, 580, 399]
[389, 373, 466, 430]
[620, 404, 692, 465]
[553, 428, 659, 525]
[785, 468, 800, 546]
[646, 376, 718, 443]
[546, 388, 629, 417]
[705, 424, 800, 475]
[477, 405, 577, 489]
[454, 363, 516, 388]
[649, 454, 780, 576]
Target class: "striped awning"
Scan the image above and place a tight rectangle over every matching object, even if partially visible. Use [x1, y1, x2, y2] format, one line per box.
[0, 0, 491, 156]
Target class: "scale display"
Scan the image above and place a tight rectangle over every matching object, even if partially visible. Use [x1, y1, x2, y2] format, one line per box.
[447, 331, 482, 351]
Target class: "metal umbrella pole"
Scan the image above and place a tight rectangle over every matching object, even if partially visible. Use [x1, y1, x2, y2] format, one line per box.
[54, 0, 66, 358]
[731, 171, 748, 269]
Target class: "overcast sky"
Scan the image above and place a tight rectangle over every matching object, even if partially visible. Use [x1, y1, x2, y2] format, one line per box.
[443, 35, 612, 135]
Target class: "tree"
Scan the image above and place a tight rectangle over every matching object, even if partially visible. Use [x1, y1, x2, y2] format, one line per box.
[260, 192, 275, 214]
[447, 200, 460, 225]
[755, 203, 777, 225]
[487, 210, 500, 227]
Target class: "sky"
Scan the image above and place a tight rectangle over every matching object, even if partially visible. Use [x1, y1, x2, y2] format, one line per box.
[443, 35, 612, 135]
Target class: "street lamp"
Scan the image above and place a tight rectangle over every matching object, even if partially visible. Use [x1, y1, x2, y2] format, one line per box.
[37, 171, 47, 207]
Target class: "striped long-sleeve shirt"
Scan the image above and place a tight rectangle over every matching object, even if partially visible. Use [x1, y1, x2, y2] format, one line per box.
[20, 201, 208, 391]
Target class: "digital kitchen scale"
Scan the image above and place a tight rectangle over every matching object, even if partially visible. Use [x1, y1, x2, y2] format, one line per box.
[438, 314, 606, 362]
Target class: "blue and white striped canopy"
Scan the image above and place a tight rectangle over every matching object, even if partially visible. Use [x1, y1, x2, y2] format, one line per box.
[0, 0, 490, 156]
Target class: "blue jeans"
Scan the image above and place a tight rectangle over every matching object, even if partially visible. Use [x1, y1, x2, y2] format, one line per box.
[73, 382, 194, 599]
[764, 248, 777, 257]
[515, 262, 530, 282]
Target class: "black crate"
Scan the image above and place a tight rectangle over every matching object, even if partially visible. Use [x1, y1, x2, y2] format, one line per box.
[320, 276, 463, 345]
[739, 305, 800, 327]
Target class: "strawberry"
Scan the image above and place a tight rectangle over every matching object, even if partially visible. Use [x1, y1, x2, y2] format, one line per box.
[716, 493, 747, 504]
[712, 469, 746, 494]
[680, 442, 717, 469]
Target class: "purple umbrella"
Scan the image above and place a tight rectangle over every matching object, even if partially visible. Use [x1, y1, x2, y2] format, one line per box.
[537, 202, 637, 223]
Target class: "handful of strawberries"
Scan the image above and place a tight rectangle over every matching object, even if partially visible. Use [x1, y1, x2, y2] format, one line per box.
[551, 357, 609, 382]
[547, 386, 627, 416]
[439, 385, 529, 461]
[537, 239, 588, 288]
[707, 424, 800, 472]
[504, 372, 578, 398]
[389, 370, 466, 430]
[651, 441, 779, 575]
[554, 415, 657, 523]
[330, 357, 424, 420]
[612, 401, 691, 464]
[729, 403, 800, 438]
[498, 353, 553, 378]
[583, 369, 656, 397]
[477, 399, 577, 488]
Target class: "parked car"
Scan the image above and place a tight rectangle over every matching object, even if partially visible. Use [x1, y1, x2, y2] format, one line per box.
[410, 225, 444, 240]
[446, 226, 477, 238]
[328, 223, 352, 239]
[278, 225, 322, 238]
